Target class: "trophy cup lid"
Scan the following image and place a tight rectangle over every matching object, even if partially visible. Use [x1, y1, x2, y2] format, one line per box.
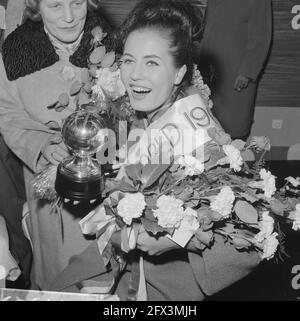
[62, 110, 107, 155]
[55, 110, 108, 201]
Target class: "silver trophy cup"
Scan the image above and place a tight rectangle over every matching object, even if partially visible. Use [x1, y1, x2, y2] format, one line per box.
[55, 110, 107, 201]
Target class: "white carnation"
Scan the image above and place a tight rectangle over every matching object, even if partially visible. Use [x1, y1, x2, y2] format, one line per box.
[177, 155, 204, 177]
[260, 232, 279, 260]
[222, 145, 243, 172]
[254, 212, 279, 260]
[153, 195, 184, 228]
[210, 186, 235, 218]
[292, 204, 300, 231]
[180, 207, 200, 232]
[117, 192, 146, 225]
[168, 207, 200, 247]
[93, 67, 126, 100]
[260, 169, 276, 198]
[285, 176, 300, 187]
[248, 169, 276, 199]
[255, 211, 274, 242]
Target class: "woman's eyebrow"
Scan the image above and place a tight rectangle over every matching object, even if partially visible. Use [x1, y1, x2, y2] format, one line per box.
[143, 55, 161, 60]
[122, 53, 135, 58]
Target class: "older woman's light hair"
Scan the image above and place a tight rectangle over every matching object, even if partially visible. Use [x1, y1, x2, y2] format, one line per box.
[24, 0, 101, 21]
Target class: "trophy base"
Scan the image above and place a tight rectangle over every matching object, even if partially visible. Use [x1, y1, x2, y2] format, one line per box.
[55, 164, 105, 201]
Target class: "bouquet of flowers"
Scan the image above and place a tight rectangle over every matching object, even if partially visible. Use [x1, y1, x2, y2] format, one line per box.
[80, 128, 300, 269]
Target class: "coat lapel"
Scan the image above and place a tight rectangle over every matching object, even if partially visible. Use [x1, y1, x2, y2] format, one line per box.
[2, 12, 114, 81]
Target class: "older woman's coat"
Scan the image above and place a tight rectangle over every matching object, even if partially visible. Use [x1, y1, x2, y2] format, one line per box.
[0, 14, 112, 289]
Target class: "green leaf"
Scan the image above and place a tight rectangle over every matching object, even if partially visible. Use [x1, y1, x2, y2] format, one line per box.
[234, 200, 258, 224]
[81, 69, 90, 84]
[141, 217, 168, 236]
[77, 90, 91, 106]
[231, 139, 246, 151]
[172, 185, 185, 196]
[269, 199, 286, 216]
[58, 93, 69, 106]
[125, 164, 143, 183]
[46, 101, 58, 110]
[196, 208, 211, 220]
[171, 171, 186, 182]
[231, 237, 252, 250]
[141, 163, 170, 189]
[55, 105, 66, 112]
[199, 215, 214, 231]
[206, 210, 223, 222]
[194, 230, 214, 246]
[169, 164, 180, 173]
[83, 83, 93, 94]
[104, 204, 115, 217]
[145, 195, 158, 209]
[216, 223, 236, 235]
[45, 120, 61, 131]
[144, 208, 157, 221]
[109, 63, 119, 72]
[89, 65, 98, 77]
[286, 198, 299, 210]
[185, 199, 200, 208]
[103, 177, 137, 195]
[177, 185, 194, 202]
[237, 229, 258, 238]
[69, 80, 82, 96]
[89, 46, 106, 64]
[239, 192, 258, 204]
[101, 51, 116, 68]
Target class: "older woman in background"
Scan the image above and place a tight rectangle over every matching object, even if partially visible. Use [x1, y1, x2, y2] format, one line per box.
[0, 0, 114, 290]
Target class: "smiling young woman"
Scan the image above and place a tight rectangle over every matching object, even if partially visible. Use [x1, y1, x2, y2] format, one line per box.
[48, 0, 261, 301]
[120, 28, 186, 114]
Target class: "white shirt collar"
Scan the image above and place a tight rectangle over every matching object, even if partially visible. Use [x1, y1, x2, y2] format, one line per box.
[44, 27, 84, 56]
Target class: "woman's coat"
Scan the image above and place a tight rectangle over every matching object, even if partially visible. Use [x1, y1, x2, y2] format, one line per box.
[0, 14, 111, 289]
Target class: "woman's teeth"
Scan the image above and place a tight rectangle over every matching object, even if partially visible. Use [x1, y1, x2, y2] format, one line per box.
[132, 87, 151, 94]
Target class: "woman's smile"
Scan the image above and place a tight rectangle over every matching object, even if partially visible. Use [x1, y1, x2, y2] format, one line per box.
[130, 84, 152, 100]
[120, 29, 186, 113]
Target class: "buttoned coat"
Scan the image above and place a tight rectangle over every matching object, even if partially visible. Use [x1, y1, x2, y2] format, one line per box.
[0, 14, 112, 289]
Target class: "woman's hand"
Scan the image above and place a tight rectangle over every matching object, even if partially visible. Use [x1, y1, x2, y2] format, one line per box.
[41, 134, 70, 166]
[136, 225, 181, 256]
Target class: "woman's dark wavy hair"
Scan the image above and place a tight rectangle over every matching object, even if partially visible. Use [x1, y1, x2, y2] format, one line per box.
[117, 0, 204, 87]
[24, 0, 101, 22]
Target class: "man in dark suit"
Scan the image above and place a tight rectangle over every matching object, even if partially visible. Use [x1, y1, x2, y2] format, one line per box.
[200, 0, 272, 140]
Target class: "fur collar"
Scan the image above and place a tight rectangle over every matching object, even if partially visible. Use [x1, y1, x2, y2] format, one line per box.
[2, 12, 113, 81]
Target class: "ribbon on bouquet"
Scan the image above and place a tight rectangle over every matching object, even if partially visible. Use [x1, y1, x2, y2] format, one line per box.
[79, 196, 147, 300]
[79, 204, 115, 255]
[127, 94, 220, 164]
